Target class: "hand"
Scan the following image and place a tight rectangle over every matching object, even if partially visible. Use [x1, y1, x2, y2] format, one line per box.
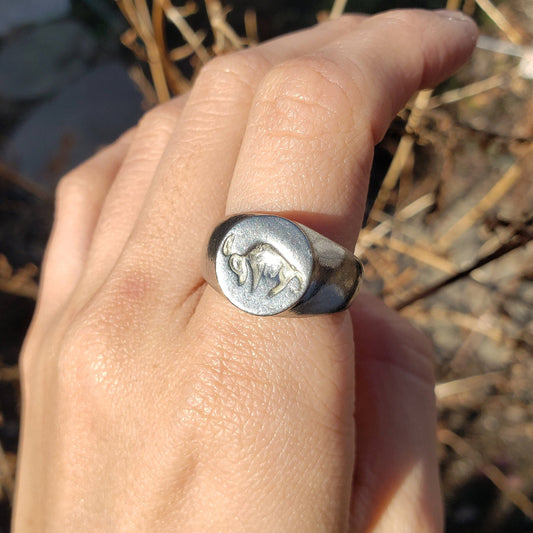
[14, 10, 477, 531]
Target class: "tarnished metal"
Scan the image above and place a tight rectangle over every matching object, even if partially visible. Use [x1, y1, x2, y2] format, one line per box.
[203, 214, 363, 316]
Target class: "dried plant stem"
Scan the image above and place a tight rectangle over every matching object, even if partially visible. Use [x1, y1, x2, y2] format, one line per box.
[135, 0, 171, 101]
[128, 65, 159, 107]
[435, 372, 503, 401]
[120, 28, 148, 60]
[0, 278, 38, 300]
[385, 237, 457, 274]
[437, 145, 532, 251]
[152, 0, 191, 95]
[396, 193, 435, 219]
[329, 0, 348, 19]
[161, 0, 211, 64]
[406, 307, 506, 343]
[395, 224, 533, 310]
[446, 0, 462, 9]
[463, 0, 477, 15]
[0, 440, 13, 503]
[244, 9, 259, 45]
[439, 428, 533, 520]
[383, 267, 417, 296]
[0, 161, 51, 201]
[359, 193, 435, 249]
[117, 0, 170, 102]
[363, 249, 401, 293]
[372, 89, 433, 213]
[0, 366, 19, 382]
[475, 0, 524, 45]
[359, 230, 456, 273]
[429, 69, 518, 109]
[205, 0, 244, 52]
[0, 256, 38, 300]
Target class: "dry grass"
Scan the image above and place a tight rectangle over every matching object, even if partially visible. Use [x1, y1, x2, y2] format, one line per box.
[0, 0, 532, 529]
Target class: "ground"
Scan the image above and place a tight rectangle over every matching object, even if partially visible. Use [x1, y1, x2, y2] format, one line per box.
[0, 0, 532, 531]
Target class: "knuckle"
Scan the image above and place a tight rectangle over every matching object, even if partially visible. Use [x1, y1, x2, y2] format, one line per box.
[55, 268, 157, 405]
[56, 308, 123, 407]
[54, 171, 85, 208]
[137, 100, 179, 135]
[196, 50, 271, 97]
[373, 8, 422, 30]
[334, 13, 364, 28]
[56, 319, 111, 401]
[54, 170, 95, 225]
[258, 56, 360, 134]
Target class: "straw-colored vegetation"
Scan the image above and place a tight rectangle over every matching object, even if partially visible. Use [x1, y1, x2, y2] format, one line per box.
[1, 0, 532, 528]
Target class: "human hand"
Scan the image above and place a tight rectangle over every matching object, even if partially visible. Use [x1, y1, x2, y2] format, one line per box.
[14, 10, 477, 531]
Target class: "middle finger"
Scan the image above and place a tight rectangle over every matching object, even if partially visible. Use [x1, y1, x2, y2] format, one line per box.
[98, 16, 366, 312]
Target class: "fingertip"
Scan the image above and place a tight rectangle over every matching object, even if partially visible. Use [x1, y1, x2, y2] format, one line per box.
[420, 9, 479, 88]
[434, 9, 479, 51]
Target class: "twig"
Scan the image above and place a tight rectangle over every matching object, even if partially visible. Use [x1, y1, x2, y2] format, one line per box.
[362, 248, 401, 295]
[382, 267, 417, 297]
[0, 161, 51, 201]
[152, 0, 191, 95]
[405, 307, 507, 344]
[439, 428, 533, 520]
[435, 371, 503, 400]
[453, 118, 533, 144]
[329, 0, 348, 19]
[0, 440, 13, 504]
[128, 65, 159, 108]
[429, 69, 518, 109]
[385, 237, 457, 274]
[446, 0, 461, 10]
[161, 0, 211, 63]
[168, 40, 205, 62]
[120, 27, 148, 60]
[117, 0, 170, 102]
[0, 256, 38, 300]
[244, 9, 259, 45]
[436, 146, 532, 251]
[396, 193, 435, 219]
[464, 0, 477, 15]
[475, 0, 524, 45]
[358, 193, 435, 251]
[205, 0, 244, 52]
[359, 232, 456, 274]
[372, 89, 433, 213]
[0, 366, 19, 382]
[395, 224, 533, 310]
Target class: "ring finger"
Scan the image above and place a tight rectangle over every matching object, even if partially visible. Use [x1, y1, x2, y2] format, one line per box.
[99, 15, 367, 314]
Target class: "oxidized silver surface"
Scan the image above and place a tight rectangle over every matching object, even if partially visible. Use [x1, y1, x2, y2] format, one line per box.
[203, 214, 363, 316]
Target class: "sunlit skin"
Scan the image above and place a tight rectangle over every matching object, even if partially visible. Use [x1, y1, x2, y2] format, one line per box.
[13, 10, 477, 531]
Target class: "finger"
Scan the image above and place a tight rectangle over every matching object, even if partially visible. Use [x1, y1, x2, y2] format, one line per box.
[225, 9, 477, 249]
[349, 294, 442, 532]
[37, 129, 134, 319]
[77, 96, 187, 294]
[107, 15, 367, 313]
[193, 9, 475, 526]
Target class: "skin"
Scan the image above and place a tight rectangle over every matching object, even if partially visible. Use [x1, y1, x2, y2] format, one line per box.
[13, 10, 478, 532]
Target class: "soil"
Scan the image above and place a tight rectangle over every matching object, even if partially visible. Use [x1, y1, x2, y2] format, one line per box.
[0, 0, 532, 531]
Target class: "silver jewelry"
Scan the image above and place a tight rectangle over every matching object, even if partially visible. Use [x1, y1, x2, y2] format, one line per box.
[203, 214, 363, 316]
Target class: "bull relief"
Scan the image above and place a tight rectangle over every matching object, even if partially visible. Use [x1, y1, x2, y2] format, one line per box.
[222, 234, 304, 297]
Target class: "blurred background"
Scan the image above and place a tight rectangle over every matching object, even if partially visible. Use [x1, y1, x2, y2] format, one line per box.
[0, 0, 532, 531]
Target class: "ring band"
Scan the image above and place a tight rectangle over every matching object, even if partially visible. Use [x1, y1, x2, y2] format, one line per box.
[203, 214, 363, 316]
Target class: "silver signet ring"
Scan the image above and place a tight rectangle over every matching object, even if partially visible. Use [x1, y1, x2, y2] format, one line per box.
[203, 214, 363, 316]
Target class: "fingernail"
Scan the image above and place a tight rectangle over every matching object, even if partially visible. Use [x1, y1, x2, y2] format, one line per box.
[434, 9, 474, 24]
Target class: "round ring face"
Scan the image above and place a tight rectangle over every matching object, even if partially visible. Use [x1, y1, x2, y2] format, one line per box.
[215, 216, 313, 316]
